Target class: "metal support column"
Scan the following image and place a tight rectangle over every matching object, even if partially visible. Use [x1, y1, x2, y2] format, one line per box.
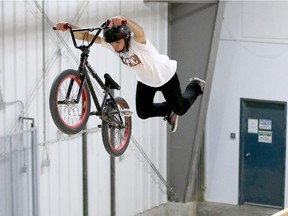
[110, 89, 116, 216]
[82, 127, 89, 216]
[31, 128, 39, 216]
[110, 156, 115, 216]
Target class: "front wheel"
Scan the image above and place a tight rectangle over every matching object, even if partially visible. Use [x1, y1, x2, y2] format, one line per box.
[49, 69, 91, 135]
[102, 97, 132, 157]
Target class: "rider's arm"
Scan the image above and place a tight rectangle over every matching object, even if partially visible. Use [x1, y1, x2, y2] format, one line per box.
[54, 22, 102, 44]
[111, 16, 146, 44]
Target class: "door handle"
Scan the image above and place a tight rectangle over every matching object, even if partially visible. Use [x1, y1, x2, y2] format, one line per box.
[245, 153, 251, 158]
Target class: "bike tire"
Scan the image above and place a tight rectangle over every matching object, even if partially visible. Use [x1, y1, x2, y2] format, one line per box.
[102, 97, 132, 157]
[49, 69, 91, 135]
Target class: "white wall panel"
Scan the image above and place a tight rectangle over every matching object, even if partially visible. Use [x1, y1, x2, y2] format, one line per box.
[1, 0, 168, 216]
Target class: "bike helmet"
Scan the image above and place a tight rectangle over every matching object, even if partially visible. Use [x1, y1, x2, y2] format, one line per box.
[103, 25, 131, 43]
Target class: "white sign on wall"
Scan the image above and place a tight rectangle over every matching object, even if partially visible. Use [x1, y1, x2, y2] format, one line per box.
[258, 130, 272, 144]
[259, 119, 272, 130]
[248, 119, 258, 134]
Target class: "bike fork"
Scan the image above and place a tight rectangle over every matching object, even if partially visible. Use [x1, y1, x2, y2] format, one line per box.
[66, 79, 74, 100]
[76, 73, 86, 103]
[66, 72, 86, 103]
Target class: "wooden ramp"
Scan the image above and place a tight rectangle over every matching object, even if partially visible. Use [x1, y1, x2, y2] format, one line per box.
[272, 209, 288, 216]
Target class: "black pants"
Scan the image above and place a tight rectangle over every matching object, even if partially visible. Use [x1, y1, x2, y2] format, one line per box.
[136, 73, 200, 119]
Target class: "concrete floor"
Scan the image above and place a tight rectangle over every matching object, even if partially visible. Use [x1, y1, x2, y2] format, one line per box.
[135, 201, 282, 216]
[197, 201, 280, 216]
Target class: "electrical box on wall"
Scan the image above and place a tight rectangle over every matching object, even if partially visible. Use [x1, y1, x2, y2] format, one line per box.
[230, 133, 236, 139]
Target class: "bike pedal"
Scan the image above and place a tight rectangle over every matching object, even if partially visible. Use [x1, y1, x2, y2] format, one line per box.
[120, 109, 133, 117]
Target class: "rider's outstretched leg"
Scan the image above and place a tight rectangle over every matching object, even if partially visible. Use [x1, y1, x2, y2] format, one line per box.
[163, 75, 205, 132]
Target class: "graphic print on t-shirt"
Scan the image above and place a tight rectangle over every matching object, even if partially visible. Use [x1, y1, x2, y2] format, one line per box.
[120, 53, 142, 67]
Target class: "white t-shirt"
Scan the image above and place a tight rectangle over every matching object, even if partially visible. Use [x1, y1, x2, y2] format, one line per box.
[101, 36, 177, 87]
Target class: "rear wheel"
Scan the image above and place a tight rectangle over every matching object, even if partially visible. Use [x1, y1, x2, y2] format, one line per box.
[49, 69, 91, 134]
[102, 97, 132, 157]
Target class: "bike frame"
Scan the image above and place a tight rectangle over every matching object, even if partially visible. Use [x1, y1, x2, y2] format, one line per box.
[67, 22, 123, 123]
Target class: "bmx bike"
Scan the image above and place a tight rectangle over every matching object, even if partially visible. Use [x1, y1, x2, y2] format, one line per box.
[50, 21, 132, 157]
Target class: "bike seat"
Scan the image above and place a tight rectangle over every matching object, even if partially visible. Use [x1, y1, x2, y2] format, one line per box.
[104, 73, 121, 90]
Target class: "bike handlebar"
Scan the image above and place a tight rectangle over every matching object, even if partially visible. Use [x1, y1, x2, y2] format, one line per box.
[53, 19, 127, 50]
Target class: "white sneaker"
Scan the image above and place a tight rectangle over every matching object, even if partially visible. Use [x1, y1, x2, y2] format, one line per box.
[190, 77, 205, 95]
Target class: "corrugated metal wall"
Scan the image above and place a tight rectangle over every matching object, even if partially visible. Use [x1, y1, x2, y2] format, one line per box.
[0, 1, 168, 215]
[0, 128, 38, 216]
